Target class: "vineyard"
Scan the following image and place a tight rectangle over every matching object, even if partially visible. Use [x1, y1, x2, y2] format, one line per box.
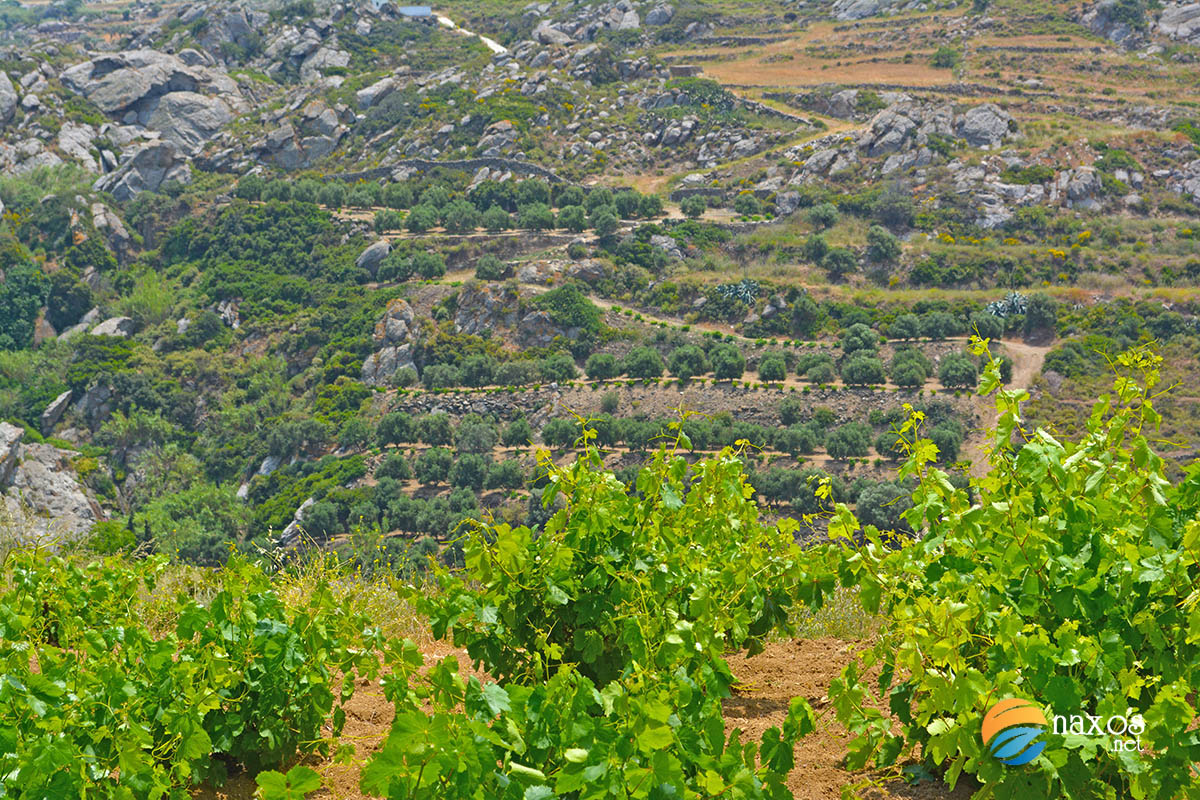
[1, 346, 1197, 799]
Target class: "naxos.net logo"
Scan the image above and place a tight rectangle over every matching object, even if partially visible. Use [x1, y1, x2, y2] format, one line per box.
[981, 698, 1049, 766]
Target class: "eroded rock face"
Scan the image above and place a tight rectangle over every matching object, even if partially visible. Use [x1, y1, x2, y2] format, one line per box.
[0, 72, 18, 126]
[956, 103, 1015, 149]
[41, 391, 73, 436]
[362, 298, 418, 387]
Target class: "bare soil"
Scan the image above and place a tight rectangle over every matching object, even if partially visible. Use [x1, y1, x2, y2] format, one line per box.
[194, 639, 976, 800]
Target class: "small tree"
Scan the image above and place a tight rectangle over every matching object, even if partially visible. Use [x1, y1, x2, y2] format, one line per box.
[415, 447, 453, 485]
[887, 313, 921, 340]
[622, 346, 664, 379]
[639, 194, 664, 219]
[668, 345, 710, 380]
[475, 255, 506, 280]
[589, 206, 619, 237]
[825, 422, 871, 459]
[733, 192, 762, 217]
[614, 190, 642, 218]
[585, 352, 619, 380]
[841, 323, 879, 355]
[823, 248, 858, 281]
[519, 202, 556, 231]
[406, 204, 439, 233]
[412, 251, 446, 279]
[807, 202, 839, 229]
[710, 343, 745, 381]
[866, 225, 900, 263]
[558, 205, 587, 233]
[938, 353, 978, 388]
[681, 196, 706, 219]
[841, 355, 886, 386]
[501, 418, 533, 448]
[442, 199, 481, 234]
[757, 352, 787, 382]
[482, 205, 512, 232]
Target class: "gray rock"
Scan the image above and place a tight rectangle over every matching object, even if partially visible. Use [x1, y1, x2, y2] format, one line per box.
[138, 91, 233, 154]
[93, 141, 191, 201]
[831, 0, 899, 20]
[518, 310, 568, 348]
[40, 390, 72, 435]
[1065, 167, 1103, 210]
[57, 122, 98, 171]
[355, 76, 396, 109]
[0, 71, 17, 126]
[1157, 2, 1200, 44]
[454, 283, 519, 335]
[0, 422, 22, 487]
[91, 316, 136, 337]
[356, 239, 391, 278]
[646, 4, 675, 24]
[775, 191, 801, 216]
[956, 103, 1014, 149]
[533, 21, 574, 45]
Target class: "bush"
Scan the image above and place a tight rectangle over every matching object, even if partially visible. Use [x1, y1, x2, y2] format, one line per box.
[377, 251, 413, 282]
[1023, 293, 1057, 341]
[585, 187, 614, 213]
[807, 202, 839, 229]
[482, 205, 512, 232]
[757, 352, 787, 381]
[866, 225, 900, 263]
[415, 447, 452, 485]
[969, 311, 1004, 341]
[412, 251, 446, 279]
[485, 459, 525, 490]
[938, 352, 978, 388]
[931, 45, 960, 68]
[667, 345, 709, 380]
[376, 452, 411, 480]
[802, 233, 829, 263]
[823, 247, 857, 280]
[234, 174, 264, 200]
[825, 421, 871, 459]
[519, 202, 555, 231]
[474, 255, 506, 280]
[622, 346, 664, 379]
[494, 360, 540, 385]
[416, 413, 454, 445]
[614, 190, 641, 218]
[539, 354, 577, 382]
[710, 343, 745, 381]
[680, 195, 706, 219]
[261, 180, 292, 202]
[779, 396, 805, 426]
[585, 352, 619, 380]
[840, 355, 886, 386]
[733, 192, 762, 217]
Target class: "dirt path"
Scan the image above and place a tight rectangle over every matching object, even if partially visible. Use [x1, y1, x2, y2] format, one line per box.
[963, 339, 1051, 477]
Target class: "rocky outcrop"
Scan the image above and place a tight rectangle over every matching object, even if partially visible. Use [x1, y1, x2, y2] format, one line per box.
[518, 310, 571, 348]
[94, 141, 191, 201]
[362, 298, 418, 387]
[957, 103, 1016, 149]
[1156, 2, 1200, 44]
[252, 100, 349, 169]
[60, 49, 242, 154]
[7, 443, 99, 540]
[1081, 0, 1147, 47]
[454, 283, 519, 335]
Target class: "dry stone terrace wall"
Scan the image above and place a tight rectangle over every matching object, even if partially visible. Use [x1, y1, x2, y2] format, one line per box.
[329, 156, 574, 185]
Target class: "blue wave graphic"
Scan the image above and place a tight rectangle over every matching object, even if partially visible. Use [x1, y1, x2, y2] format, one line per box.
[988, 726, 1046, 766]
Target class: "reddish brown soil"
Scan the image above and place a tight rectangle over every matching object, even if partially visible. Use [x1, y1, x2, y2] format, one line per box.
[194, 639, 973, 800]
